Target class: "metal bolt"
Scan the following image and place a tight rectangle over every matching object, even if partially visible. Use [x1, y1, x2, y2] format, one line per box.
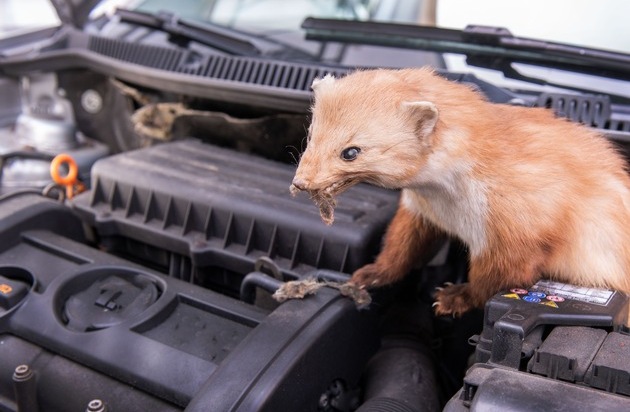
[13, 364, 38, 412]
[13, 364, 33, 381]
[318, 393, 330, 409]
[86, 399, 106, 412]
[81, 89, 103, 114]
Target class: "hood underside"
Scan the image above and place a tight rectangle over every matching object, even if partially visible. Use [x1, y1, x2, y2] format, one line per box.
[50, 0, 103, 27]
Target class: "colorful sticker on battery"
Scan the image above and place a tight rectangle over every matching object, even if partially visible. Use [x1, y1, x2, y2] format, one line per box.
[522, 295, 541, 303]
[530, 280, 615, 306]
[504, 289, 559, 308]
[504, 280, 615, 307]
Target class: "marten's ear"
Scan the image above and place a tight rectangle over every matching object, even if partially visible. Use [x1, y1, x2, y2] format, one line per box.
[311, 74, 336, 92]
[402, 101, 438, 136]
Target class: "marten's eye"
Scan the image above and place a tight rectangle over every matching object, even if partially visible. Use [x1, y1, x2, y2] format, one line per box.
[341, 146, 361, 161]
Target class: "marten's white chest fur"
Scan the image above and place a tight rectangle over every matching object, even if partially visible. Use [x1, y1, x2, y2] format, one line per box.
[290, 67, 630, 316]
[402, 178, 488, 257]
[404, 138, 490, 257]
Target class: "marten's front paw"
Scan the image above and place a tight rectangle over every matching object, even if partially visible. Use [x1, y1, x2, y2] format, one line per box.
[433, 283, 474, 317]
[350, 264, 386, 289]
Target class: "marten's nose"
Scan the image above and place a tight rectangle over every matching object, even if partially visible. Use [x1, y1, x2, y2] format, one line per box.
[291, 177, 308, 191]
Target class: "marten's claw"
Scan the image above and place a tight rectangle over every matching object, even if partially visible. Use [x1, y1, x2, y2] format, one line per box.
[431, 301, 440, 308]
[350, 263, 382, 289]
[347, 281, 367, 291]
[434, 282, 452, 294]
[433, 283, 474, 317]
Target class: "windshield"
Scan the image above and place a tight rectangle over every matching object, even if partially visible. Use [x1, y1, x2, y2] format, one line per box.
[4, 0, 629, 54]
[3, 0, 629, 98]
[439, 0, 629, 54]
[90, 0, 629, 98]
[0, 0, 60, 38]
[96, 0, 630, 54]
[98, 0, 425, 30]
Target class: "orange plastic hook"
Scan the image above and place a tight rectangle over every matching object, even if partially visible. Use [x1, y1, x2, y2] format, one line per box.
[50, 153, 82, 199]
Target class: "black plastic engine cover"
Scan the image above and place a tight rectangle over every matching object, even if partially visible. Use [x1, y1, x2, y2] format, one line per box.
[0, 194, 380, 411]
[71, 139, 399, 287]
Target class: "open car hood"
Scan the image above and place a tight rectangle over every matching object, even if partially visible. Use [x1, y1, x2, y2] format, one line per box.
[50, 0, 103, 28]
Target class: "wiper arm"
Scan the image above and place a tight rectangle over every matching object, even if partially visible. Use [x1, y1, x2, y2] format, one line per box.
[115, 8, 262, 56]
[302, 17, 630, 81]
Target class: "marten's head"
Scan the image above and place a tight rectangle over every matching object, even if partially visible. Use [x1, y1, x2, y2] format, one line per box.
[290, 69, 440, 224]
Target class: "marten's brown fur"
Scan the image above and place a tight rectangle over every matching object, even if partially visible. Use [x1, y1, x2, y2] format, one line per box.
[290, 68, 630, 316]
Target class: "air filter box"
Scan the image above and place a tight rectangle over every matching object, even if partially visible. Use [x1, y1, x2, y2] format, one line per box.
[72, 139, 399, 294]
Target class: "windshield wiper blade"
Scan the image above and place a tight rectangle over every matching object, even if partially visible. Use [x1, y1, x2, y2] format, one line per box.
[115, 8, 262, 56]
[302, 17, 630, 81]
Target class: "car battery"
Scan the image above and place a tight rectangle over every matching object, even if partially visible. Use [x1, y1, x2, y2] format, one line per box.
[445, 280, 630, 411]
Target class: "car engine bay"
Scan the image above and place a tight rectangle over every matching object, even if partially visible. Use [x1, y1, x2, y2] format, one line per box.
[2, 18, 630, 412]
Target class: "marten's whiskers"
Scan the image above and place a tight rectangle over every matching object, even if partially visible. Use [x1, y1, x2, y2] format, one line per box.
[286, 145, 300, 165]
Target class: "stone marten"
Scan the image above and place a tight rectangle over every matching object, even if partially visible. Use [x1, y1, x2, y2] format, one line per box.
[290, 67, 630, 316]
